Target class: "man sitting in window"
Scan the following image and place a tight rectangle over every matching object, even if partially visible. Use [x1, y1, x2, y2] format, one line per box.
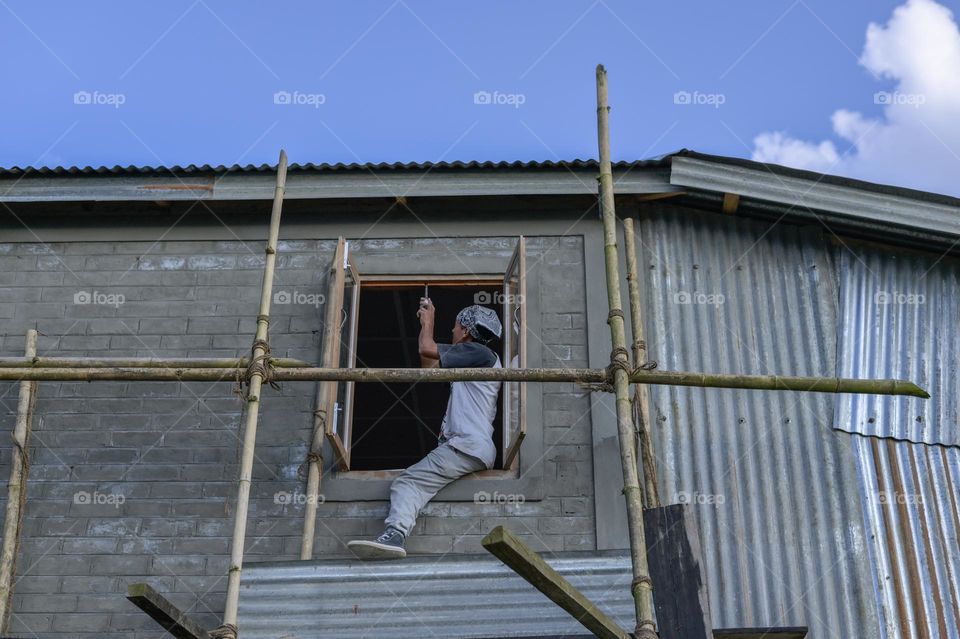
[347, 299, 502, 560]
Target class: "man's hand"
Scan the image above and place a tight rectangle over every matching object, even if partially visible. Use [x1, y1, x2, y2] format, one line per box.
[417, 297, 435, 326]
[417, 297, 439, 366]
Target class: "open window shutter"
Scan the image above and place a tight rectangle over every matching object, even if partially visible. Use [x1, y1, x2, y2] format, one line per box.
[502, 236, 527, 469]
[323, 238, 361, 470]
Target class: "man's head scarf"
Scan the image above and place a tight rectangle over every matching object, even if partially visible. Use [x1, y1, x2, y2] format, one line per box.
[456, 305, 502, 343]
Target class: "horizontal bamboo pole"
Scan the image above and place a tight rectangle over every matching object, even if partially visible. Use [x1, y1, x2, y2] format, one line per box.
[0, 366, 928, 397]
[0, 356, 309, 369]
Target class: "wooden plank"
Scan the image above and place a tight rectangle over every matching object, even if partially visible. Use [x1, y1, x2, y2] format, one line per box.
[126, 583, 208, 639]
[481, 526, 631, 639]
[722, 192, 740, 214]
[643, 504, 713, 639]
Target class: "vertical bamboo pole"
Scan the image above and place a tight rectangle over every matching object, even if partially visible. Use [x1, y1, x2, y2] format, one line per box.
[0, 329, 38, 632]
[217, 150, 288, 637]
[623, 217, 660, 508]
[596, 65, 657, 639]
[298, 387, 326, 560]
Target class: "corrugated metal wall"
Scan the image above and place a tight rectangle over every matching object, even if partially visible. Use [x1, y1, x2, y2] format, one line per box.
[638, 207, 879, 637]
[835, 244, 960, 638]
[852, 435, 960, 639]
[836, 247, 960, 446]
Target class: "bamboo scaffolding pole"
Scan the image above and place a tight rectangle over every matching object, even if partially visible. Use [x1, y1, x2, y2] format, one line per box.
[0, 366, 928, 396]
[298, 380, 328, 560]
[214, 150, 287, 639]
[623, 217, 660, 508]
[0, 329, 38, 632]
[596, 64, 658, 639]
[0, 356, 309, 369]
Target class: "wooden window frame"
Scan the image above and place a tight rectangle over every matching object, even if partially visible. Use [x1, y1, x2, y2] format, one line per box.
[320, 237, 528, 472]
[322, 238, 360, 471]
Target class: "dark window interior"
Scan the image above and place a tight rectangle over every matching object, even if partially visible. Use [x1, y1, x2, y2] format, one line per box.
[350, 283, 504, 470]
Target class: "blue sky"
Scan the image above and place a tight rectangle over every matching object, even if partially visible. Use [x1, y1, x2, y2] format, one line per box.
[5, 0, 957, 193]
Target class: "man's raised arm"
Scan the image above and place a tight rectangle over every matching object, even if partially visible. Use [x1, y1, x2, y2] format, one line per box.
[417, 297, 440, 368]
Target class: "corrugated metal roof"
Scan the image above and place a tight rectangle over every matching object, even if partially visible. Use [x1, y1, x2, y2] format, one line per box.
[7, 149, 960, 243]
[853, 435, 960, 639]
[835, 247, 960, 446]
[7, 150, 960, 210]
[236, 551, 633, 639]
[637, 205, 880, 636]
[0, 159, 676, 203]
[0, 158, 655, 177]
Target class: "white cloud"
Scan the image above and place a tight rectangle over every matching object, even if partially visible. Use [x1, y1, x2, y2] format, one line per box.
[751, 0, 960, 195]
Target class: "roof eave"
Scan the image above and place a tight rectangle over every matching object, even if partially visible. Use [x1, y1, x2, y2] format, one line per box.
[669, 154, 960, 240]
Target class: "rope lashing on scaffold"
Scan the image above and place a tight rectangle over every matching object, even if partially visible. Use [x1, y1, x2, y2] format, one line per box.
[233, 317, 281, 401]
[576, 311, 658, 393]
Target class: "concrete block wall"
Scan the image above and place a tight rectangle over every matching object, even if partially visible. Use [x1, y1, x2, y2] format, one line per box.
[0, 233, 594, 637]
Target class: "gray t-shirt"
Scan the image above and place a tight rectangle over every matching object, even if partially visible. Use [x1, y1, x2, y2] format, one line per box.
[437, 341, 501, 469]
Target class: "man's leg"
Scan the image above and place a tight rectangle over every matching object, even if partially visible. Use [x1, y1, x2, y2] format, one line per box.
[347, 443, 484, 559]
[385, 443, 485, 537]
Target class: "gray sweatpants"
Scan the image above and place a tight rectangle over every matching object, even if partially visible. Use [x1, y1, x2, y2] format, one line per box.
[384, 442, 486, 537]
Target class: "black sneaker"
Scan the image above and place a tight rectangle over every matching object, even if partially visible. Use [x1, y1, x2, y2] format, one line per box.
[347, 527, 407, 560]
